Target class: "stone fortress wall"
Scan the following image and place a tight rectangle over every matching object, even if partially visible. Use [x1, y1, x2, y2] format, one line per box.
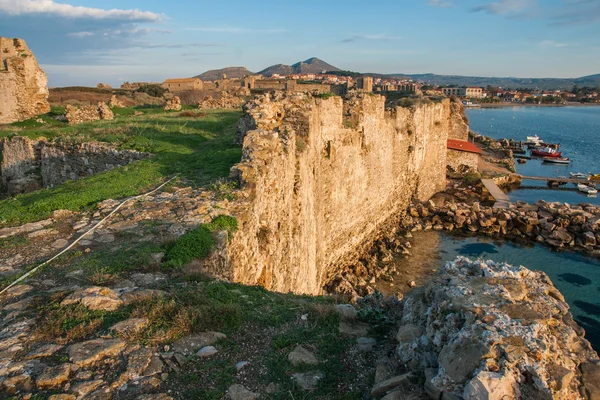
[0, 136, 150, 196]
[205, 92, 465, 295]
[0, 37, 50, 124]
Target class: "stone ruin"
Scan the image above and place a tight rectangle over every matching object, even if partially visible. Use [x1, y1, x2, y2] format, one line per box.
[0, 136, 151, 196]
[164, 96, 182, 111]
[108, 95, 125, 108]
[198, 91, 245, 109]
[65, 102, 114, 125]
[0, 37, 50, 124]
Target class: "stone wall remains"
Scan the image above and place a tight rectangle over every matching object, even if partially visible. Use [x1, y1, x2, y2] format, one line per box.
[0, 136, 150, 196]
[0, 37, 50, 124]
[206, 92, 460, 295]
[66, 102, 113, 125]
[448, 101, 469, 141]
[447, 149, 479, 171]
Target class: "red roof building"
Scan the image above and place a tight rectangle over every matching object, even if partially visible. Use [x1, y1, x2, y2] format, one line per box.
[447, 139, 482, 154]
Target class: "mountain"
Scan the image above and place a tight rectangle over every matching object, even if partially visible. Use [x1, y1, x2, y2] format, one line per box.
[258, 57, 341, 77]
[381, 73, 600, 90]
[195, 67, 254, 81]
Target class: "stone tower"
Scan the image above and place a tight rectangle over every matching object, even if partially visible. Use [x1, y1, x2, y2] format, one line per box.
[0, 37, 50, 124]
[357, 76, 373, 92]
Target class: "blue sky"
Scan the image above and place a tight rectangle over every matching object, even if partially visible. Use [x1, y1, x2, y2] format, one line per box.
[0, 0, 599, 86]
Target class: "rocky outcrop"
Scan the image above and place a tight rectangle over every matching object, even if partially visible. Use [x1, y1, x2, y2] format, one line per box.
[203, 92, 460, 295]
[198, 91, 244, 109]
[0, 136, 150, 196]
[65, 102, 113, 125]
[109, 95, 125, 108]
[0, 37, 50, 124]
[397, 257, 599, 400]
[164, 96, 182, 111]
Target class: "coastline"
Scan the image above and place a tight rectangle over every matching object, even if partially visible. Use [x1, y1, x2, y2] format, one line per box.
[477, 102, 600, 108]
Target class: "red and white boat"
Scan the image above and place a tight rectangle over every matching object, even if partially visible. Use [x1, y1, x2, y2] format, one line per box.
[531, 147, 562, 158]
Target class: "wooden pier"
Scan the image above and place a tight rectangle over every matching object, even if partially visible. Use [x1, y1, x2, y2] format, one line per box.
[519, 175, 596, 187]
[481, 179, 511, 209]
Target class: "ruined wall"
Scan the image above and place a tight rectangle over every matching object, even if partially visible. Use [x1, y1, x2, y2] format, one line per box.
[0, 37, 50, 124]
[208, 93, 456, 295]
[448, 101, 469, 140]
[447, 149, 479, 171]
[0, 136, 150, 196]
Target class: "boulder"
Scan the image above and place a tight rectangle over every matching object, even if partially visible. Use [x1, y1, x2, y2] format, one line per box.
[288, 345, 318, 366]
[36, 364, 72, 389]
[463, 372, 519, 400]
[68, 339, 126, 367]
[371, 373, 414, 399]
[61, 286, 123, 311]
[228, 384, 259, 400]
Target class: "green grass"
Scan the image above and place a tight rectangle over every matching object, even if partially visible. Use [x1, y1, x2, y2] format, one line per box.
[0, 107, 242, 227]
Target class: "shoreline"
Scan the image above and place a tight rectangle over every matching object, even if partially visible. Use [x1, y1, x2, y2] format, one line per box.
[476, 102, 600, 108]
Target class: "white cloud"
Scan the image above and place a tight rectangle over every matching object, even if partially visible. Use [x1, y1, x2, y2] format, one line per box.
[472, 0, 537, 16]
[341, 33, 402, 43]
[539, 40, 568, 48]
[68, 31, 94, 38]
[0, 0, 162, 22]
[187, 27, 287, 34]
[428, 0, 453, 7]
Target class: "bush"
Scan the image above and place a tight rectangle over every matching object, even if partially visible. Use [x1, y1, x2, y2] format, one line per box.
[136, 84, 168, 98]
[316, 92, 335, 100]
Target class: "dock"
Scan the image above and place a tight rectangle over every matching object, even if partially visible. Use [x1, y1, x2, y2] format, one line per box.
[481, 179, 511, 209]
[519, 175, 597, 187]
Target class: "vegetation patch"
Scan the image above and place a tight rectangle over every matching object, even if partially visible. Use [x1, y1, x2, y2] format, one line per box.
[0, 108, 242, 227]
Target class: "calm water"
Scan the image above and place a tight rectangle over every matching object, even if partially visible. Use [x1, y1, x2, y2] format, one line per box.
[467, 106, 600, 205]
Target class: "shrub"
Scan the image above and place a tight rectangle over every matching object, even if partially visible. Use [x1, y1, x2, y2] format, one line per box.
[136, 84, 168, 98]
[316, 92, 335, 100]
[165, 225, 214, 268]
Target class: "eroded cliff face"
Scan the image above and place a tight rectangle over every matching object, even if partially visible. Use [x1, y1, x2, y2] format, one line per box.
[0, 37, 50, 124]
[207, 92, 459, 295]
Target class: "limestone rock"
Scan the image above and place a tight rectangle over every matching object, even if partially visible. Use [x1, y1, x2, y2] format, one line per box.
[292, 371, 324, 390]
[463, 372, 519, 400]
[49, 395, 77, 400]
[164, 96, 182, 111]
[196, 346, 218, 357]
[288, 345, 318, 366]
[109, 95, 125, 108]
[68, 338, 126, 367]
[36, 363, 72, 389]
[171, 332, 226, 355]
[71, 379, 105, 397]
[339, 321, 369, 337]
[61, 286, 123, 311]
[2, 373, 34, 394]
[371, 373, 414, 399]
[228, 384, 260, 400]
[0, 37, 50, 124]
[582, 362, 600, 400]
[335, 304, 357, 320]
[357, 337, 377, 352]
[97, 102, 114, 120]
[198, 91, 244, 109]
[109, 318, 149, 336]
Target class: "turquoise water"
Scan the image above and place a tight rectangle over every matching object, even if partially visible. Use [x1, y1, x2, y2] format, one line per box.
[467, 106, 600, 205]
[437, 234, 600, 352]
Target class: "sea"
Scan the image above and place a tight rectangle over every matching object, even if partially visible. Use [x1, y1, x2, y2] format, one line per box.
[384, 106, 600, 352]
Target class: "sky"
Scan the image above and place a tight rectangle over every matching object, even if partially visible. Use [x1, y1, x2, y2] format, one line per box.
[0, 0, 599, 86]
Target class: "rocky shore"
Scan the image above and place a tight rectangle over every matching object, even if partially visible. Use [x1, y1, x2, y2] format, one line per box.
[393, 257, 599, 400]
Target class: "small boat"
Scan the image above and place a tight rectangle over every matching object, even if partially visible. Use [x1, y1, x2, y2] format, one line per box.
[589, 174, 600, 181]
[542, 157, 570, 164]
[526, 135, 541, 142]
[578, 184, 598, 195]
[570, 172, 588, 179]
[531, 147, 562, 157]
[544, 143, 560, 149]
[517, 159, 527, 164]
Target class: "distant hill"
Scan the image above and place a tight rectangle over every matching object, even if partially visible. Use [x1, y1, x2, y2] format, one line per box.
[194, 59, 598, 90]
[382, 73, 600, 90]
[258, 57, 340, 77]
[195, 67, 254, 81]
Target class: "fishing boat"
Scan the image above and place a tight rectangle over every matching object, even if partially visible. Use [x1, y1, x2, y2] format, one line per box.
[526, 135, 541, 142]
[542, 157, 570, 164]
[570, 172, 588, 179]
[530, 147, 562, 157]
[578, 184, 598, 195]
[544, 143, 560, 149]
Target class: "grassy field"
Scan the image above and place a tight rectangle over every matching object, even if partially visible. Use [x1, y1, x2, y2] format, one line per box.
[0, 106, 242, 227]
